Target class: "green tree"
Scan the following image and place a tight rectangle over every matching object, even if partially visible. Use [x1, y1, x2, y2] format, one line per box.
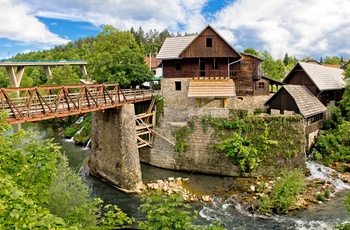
[261, 50, 285, 80]
[340, 65, 350, 116]
[89, 25, 153, 87]
[45, 65, 81, 86]
[324, 56, 341, 65]
[243, 47, 260, 57]
[283, 53, 289, 66]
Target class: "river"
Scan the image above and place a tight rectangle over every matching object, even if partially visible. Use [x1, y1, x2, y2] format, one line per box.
[21, 123, 350, 229]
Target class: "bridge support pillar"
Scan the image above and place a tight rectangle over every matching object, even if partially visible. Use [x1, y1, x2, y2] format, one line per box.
[88, 104, 143, 193]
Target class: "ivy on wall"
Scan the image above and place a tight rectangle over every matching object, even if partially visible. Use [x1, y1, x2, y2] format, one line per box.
[203, 115, 304, 174]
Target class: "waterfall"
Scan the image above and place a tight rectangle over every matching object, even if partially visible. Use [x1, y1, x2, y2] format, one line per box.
[75, 116, 84, 124]
[83, 139, 91, 150]
[306, 161, 350, 192]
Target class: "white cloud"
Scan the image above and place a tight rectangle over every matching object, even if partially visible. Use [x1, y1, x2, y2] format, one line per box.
[212, 0, 350, 59]
[0, 0, 68, 45]
[2, 0, 350, 59]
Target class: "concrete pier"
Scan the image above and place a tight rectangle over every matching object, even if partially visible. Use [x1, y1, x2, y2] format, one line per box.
[89, 104, 143, 193]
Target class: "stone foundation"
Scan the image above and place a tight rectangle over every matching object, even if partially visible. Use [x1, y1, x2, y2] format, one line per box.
[89, 105, 143, 192]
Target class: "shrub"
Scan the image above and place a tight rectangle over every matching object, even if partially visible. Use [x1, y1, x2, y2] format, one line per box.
[255, 168, 305, 214]
[272, 169, 305, 213]
[139, 190, 197, 229]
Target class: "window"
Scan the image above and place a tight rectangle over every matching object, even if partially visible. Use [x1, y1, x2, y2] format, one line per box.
[206, 38, 212, 47]
[212, 60, 219, 70]
[256, 82, 265, 90]
[175, 61, 181, 71]
[175, 81, 181, 91]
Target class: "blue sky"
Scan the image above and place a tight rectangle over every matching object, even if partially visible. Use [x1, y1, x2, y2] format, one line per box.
[1, 0, 350, 60]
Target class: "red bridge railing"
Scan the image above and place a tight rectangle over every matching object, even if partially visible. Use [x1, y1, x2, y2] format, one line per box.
[0, 84, 155, 124]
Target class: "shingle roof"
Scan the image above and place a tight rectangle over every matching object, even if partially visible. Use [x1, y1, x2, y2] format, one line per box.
[187, 79, 235, 98]
[290, 62, 345, 90]
[283, 85, 327, 117]
[156, 36, 196, 60]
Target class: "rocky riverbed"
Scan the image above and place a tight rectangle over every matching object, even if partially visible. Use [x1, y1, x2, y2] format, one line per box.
[143, 162, 350, 214]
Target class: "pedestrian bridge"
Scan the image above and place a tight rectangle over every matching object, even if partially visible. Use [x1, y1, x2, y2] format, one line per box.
[0, 84, 156, 124]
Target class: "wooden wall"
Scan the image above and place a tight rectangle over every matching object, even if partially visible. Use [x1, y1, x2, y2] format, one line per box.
[180, 27, 240, 58]
[268, 88, 300, 114]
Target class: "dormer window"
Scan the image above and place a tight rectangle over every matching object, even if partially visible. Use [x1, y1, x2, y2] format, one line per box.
[206, 38, 212, 47]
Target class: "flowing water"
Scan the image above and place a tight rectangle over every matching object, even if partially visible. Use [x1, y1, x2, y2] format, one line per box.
[19, 123, 350, 229]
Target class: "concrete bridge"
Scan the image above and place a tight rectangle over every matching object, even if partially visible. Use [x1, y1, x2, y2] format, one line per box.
[0, 60, 88, 87]
[0, 83, 159, 193]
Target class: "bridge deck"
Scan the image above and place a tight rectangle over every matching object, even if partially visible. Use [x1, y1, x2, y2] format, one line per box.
[0, 84, 156, 124]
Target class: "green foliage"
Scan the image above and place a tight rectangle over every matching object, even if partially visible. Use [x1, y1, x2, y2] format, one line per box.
[208, 115, 301, 173]
[0, 113, 65, 228]
[64, 126, 79, 138]
[316, 193, 326, 202]
[272, 169, 305, 213]
[256, 169, 305, 214]
[45, 65, 81, 86]
[139, 190, 198, 230]
[216, 132, 259, 173]
[46, 152, 101, 228]
[243, 48, 260, 57]
[174, 121, 196, 157]
[101, 204, 135, 229]
[315, 121, 350, 164]
[88, 25, 153, 87]
[324, 56, 341, 65]
[154, 95, 165, 122]
[0, 112, 132, 229]
[261, 50, 286, 80]
[324, 190, 331, 198]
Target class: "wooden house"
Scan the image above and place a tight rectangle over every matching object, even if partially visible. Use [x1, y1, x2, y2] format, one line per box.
[283, 62, 345, 105]
[156, 25, 269, 98]
[265, 85, 327, 135]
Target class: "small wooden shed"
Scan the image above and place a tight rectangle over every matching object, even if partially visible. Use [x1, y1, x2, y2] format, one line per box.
[265, 85, 327, 134]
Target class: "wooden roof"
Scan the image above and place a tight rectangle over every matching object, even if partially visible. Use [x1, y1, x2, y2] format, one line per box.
[284, 62, 345, 91]
[156, 25, 241, 60]
[188, 79, 235, 98]
[266, 85, 327, 118]
[156, 36, 196, 60]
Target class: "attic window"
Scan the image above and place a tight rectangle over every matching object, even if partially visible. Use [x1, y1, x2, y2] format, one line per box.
[206, 38, 212, 47]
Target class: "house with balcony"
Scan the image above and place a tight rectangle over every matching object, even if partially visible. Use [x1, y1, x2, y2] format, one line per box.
[156, 25, 271, 115]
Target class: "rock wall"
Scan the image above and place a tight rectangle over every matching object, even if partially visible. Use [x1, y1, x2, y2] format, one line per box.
[89, 105, 143, 192]
[140, 110, 306, 177]
[139, 117, 240, 176]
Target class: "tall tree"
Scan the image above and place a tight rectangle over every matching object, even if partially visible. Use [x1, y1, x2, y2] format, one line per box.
[283, 53, 289, 66]
[88, 25, 153, 87]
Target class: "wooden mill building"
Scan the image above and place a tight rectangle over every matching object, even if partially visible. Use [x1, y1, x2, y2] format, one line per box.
[283, 62, 345, 105]
[156, 25, 271, 111]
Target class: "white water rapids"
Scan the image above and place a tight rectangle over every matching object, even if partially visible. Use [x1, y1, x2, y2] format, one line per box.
[198, 161, 350, 229]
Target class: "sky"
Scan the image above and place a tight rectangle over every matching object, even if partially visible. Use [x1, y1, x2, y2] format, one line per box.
[1, 0, 350, 60]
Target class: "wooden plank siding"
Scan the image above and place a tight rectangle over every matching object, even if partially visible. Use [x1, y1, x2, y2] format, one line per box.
[305, 120, 324, 135]
[268, 88, 300, 114]
[162, 58, 239, 79]
[180, 27, 241, 58]
[283, 68, 318, 95]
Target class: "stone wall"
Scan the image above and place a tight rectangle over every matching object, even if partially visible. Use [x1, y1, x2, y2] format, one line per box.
[140, 113, 306, 177]
[139, 117, 240, 176]
[161, 78, 271, 121]
[89, 105, 143, 192]
[139, 78, 306, 176]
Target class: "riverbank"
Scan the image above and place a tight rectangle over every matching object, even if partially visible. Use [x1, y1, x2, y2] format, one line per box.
[143, 161, 350, 216]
